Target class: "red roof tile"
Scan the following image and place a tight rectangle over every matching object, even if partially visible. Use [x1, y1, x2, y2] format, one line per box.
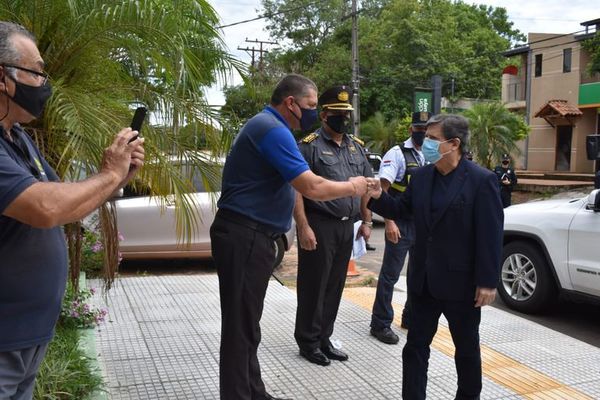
[534, 100, 583, 118]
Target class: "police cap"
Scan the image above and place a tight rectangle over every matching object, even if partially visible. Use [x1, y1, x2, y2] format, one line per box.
[319, 85, 354, 111]
[502, 153, 511, 161]
[412, 111, 432, 127]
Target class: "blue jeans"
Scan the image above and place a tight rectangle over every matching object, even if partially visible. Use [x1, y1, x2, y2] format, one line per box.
[370, 218, 414, 331]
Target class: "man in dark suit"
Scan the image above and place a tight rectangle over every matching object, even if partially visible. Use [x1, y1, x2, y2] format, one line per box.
[367, 114, 504, 400]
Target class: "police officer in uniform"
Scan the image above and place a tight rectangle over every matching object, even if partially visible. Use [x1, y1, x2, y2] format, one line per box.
[370, 111, 429, 344]
[494, 154, 517, 208]
[294, 85, 374, 366]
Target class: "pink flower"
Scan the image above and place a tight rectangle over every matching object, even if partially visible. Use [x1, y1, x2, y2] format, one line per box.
[91, 242, 103, 253]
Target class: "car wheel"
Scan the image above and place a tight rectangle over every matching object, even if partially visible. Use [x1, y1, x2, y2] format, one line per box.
[272, 237, 285, 270]
[499, 241, 557, 313]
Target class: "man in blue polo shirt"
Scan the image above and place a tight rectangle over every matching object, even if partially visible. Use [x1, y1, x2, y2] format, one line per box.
[211, 74, 369, 400]
[0, 22, 145, 399]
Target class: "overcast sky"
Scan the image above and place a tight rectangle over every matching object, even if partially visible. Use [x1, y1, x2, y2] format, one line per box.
[205, 0, 597, 106]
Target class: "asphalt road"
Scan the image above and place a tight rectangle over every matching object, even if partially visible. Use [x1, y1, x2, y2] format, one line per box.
[360, 223, 600, 348]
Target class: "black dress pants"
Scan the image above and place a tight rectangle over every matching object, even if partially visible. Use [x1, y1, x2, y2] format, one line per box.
[294, 214, 354, 351]
[402, 286, 482, 400]
[210, 214, 276, 400]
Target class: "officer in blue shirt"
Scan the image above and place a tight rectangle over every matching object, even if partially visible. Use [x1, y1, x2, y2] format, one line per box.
[0, 22, 145, 399]
[211, 75, 369, 400]
[370, 111, 428, 345]
[293, 85, 374, 366]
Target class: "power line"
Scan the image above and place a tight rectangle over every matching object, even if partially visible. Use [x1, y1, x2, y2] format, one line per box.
[216, 0, 326, 29]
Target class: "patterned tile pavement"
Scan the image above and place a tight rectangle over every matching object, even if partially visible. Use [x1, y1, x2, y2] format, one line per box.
[90, 274, 600, 399]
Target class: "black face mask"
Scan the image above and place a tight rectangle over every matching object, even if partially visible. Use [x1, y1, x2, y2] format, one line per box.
[325, 115, 351, 134]
[6, 75, 52, 118]
[411, 131, 425, 147]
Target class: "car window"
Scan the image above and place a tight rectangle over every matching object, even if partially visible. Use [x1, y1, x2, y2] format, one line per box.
[186, 165, 222, 193]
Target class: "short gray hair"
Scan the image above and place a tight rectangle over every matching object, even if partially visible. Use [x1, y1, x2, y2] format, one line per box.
[0, 22, 36, 78]
[270, 74, 317, 105]
[426, 114, 469, 154]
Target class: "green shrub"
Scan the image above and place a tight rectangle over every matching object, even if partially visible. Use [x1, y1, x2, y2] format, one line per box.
[34, 325, 103, 400]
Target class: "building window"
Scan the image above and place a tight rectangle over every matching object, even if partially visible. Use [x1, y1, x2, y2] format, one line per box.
[563, 48, 572, 73]
[535, 54, 543, 77]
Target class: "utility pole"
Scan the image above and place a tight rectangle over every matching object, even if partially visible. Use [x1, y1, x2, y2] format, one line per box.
[238, 38, 278, 73]
[351, 0, 360, 135]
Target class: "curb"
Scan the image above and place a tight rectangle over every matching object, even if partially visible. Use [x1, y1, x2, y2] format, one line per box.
[79, 273, 109, 400]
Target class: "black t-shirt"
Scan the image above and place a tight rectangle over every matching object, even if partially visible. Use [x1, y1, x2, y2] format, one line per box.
[0, 124, 68, 351]
[431, 168, 457, 223]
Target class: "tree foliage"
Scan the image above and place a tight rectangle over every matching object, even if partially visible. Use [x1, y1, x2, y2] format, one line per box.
[463, 101, 529, 169]
[0, 0, 238, 288]
[582, 32, 600, 75]
[238, 0, 526, 125]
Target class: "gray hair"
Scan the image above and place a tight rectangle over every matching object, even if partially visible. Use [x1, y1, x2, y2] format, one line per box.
[270, 74, 317, 105]
[426, 114, 469, 154]
[0, 22, 36, 79]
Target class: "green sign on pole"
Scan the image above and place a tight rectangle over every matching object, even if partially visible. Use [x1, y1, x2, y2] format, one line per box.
[414, 89, 432, 113]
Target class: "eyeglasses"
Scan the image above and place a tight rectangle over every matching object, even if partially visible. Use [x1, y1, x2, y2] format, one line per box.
[2, 64, 49, 85]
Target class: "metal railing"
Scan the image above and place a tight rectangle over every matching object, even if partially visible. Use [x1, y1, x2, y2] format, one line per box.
[506, 82, 524, 102]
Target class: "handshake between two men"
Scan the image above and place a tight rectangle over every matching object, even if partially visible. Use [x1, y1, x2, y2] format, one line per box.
[347, 176, 383, 198]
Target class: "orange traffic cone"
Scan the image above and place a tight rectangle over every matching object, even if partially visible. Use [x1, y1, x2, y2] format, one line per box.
[347, 259, 360, 277]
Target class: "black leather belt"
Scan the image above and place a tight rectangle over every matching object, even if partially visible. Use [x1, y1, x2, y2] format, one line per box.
[305, 208, 353, 221]
[216, 209, 282, 240]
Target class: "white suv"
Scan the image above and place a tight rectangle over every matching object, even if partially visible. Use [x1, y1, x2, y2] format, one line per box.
[500, 189, 600, 313]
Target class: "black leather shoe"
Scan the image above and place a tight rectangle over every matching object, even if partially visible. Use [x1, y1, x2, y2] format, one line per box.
[370, 327, 400, 344]
[321, 345, 349, 361]
[366, 243, 376, 251]
[299, 348, 330, 366]
[265, 393, 293, 400]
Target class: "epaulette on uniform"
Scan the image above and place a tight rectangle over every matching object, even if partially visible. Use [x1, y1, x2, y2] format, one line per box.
[348, 134, 364, 146]
[301, 132, 319, 144]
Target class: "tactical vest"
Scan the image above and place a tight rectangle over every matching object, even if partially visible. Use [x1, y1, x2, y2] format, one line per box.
[390, 145, 420, 195]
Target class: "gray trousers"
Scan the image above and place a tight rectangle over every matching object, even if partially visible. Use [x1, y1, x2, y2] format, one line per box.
[0, 343, 49, 400]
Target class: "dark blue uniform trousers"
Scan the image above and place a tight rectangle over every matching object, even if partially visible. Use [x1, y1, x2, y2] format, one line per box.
[371, 218, 414, 330]
[402, 286, 482, 400]
[210, 214, 276, 400]
[295, 214, 354, 351]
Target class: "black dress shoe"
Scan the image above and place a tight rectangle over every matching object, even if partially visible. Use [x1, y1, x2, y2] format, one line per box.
[365, 243, 376, 251]
[265, 393, 293, 400]
[299, 348, 330, 366]
[320, 345, 348, 361]
[370, 327, 400, 344]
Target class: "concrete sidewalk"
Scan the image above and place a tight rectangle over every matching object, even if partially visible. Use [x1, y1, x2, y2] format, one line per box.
[91, 274, 600, 399]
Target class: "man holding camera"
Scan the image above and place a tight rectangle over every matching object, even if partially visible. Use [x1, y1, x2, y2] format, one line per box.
[0, 22, 145, 399]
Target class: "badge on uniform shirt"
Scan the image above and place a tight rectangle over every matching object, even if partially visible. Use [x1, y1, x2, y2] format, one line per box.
[349, 145, 357, 153]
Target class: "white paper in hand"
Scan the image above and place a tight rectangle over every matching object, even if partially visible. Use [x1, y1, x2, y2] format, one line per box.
[352, 221, 367, 260]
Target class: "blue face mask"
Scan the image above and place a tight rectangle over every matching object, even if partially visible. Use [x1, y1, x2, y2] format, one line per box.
[291, 99, 318, 132]
[422, 137, 455, 164]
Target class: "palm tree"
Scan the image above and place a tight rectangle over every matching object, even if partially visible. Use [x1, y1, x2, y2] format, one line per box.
[360, 112, 408, 154]
[0, 0, 242, 289]
[463, 102, 529, 169]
